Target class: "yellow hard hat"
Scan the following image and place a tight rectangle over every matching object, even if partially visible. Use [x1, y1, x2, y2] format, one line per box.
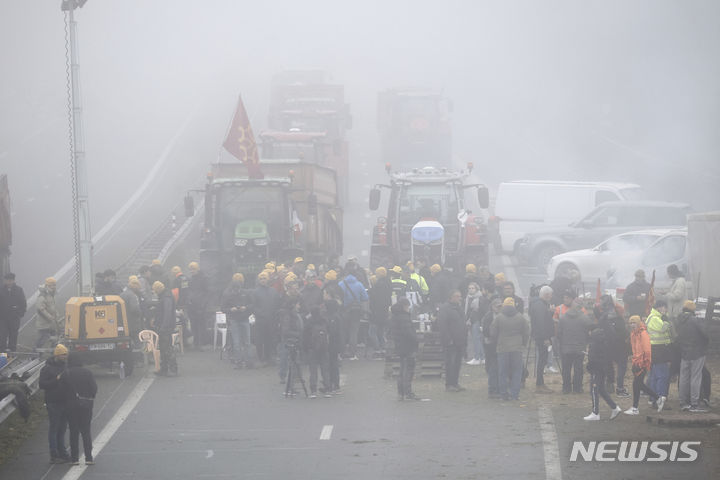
[465, 264, 477, 274]
[430, 264, 442, 274]
[151, 259, 162, 266]
[257, 271, 270, 281]
[54, 344, 68, 356]
[294, 257, 304, 264]
[375, 267, 387, 278]
[391, 265, 403, 274]
[188, 262, 200, 271]
[324, 270, 337, 281]
[152, 281, 165, 294]
[45, 277, 57, 285]
[171, 266, 182, 275]
[232, 273, 244, 283]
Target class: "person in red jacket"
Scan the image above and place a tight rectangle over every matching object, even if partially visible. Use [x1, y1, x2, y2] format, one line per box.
[624, 315, 664, 415]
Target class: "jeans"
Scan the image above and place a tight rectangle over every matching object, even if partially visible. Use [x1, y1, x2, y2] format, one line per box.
[398, 355, 416, 397]
[561, 352, 585, 393]
[679, 356, 705, 407]
[590, 371, 617, 414]
[444, 344, 463, 387]
[468, 322, 485, 361]
[343, 307, 362, 357]
[158, 330, 177, 374]
[648, 362, 670, 397]
[632, 370, 659, 408]
[536, 341, 549, 386]
[67, 406, 93, 462]
[46, 402, 68, 458]
[229, 319, 252, 366]
[497, 350, 523, 400]
[367, 323, 386, 351]
[484, 343, 498, 394]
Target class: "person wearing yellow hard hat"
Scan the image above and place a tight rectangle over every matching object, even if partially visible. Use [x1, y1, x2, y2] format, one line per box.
[153, 280, 179, 376]
[489, 295, 529, 400]
[39, 343, 70, 463]
[254, 269, 282, 365]
[405, 261, 429, 296]
[187, 261, 209, 349]
[459, 263, 482, 298]
[368, 266, 393, 355]
[35, 277, 60, 350]
[428, 264, 453, 311]
[170, 266, 190, 309]
[292, 257, 306, 278]
[222, 273, 254, 368]
[121, 275, 143, 340]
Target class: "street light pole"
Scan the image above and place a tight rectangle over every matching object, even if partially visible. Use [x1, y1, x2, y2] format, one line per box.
[63, 0, 93, 296]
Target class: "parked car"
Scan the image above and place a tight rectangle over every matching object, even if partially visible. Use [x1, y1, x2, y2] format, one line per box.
[490, 180, 643, 254]
[546, 229, 670, 282]
[606, 229, 688, 291]
[516, 201, 691, 269]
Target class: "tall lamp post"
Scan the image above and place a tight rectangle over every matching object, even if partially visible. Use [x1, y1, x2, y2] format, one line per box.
[62, 0, 93, 296]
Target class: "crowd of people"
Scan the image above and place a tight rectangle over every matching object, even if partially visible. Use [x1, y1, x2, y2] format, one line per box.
[2, 254, 715, 464]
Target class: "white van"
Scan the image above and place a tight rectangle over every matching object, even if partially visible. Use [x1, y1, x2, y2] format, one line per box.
[492, 180, 643, 254]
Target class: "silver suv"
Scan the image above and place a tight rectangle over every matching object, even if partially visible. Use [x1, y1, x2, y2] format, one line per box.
[516, 201, 691, 269]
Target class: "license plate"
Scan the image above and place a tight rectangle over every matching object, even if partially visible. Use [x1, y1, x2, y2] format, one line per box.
[88, 343, 115, 351]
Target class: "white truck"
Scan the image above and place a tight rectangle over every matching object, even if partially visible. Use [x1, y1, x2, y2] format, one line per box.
[687, 211, 720, 321]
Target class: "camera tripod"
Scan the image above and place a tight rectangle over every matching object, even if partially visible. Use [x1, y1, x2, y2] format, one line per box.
[284, 343, 308, 398]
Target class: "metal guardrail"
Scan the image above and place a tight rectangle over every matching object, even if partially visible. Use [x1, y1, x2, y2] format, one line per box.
[0, 358, 44, 425]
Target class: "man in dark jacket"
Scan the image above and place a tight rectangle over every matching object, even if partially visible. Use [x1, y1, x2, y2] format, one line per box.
[596, 295, 630, 397]
[623, 270, 650, 318]
[438, 290, 467, 392]
[502, 282, 524, 315]
[0, 272, 27, 352]
[253, 271, 281, 365]
[222, 273, 254, 368]
[323, 291, 344, 393]
[278, 297, 304, 389]
[557, 299, 592, 394]
[676, 301, 709, 412]
[428, 264, 454, 312]
[490, 297, 529, 401]
[153, 281, 177, 376]
[529, 286, 554, 393]
[303, 307, 331, 398]
[482, 297, 502, 398]
[391, 298, 419, 400]
[584, 326, 621, 420]
[60, 354, 98, 465]
[39, 344, 70, 463]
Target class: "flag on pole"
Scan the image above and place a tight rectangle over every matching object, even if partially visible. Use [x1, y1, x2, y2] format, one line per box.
[222, 95, 264, 179]
[644, 270, 656, 317]
[594, 278, 602, 307]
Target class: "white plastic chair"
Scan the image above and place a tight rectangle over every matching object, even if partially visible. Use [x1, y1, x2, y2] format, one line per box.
[138, 329, 160, 372]
[213, 312, 227, 351]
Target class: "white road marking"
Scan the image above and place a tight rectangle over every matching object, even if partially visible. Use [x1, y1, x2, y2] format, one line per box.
[319, 425, 334, 440]
[61, 376, 155, 480]
[501, 254, 523, 297]
[205, 449, 214, 459]
[538, 405, 562, 480]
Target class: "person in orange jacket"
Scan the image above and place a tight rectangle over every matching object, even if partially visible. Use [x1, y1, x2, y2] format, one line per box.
[624, 315, 664, 415]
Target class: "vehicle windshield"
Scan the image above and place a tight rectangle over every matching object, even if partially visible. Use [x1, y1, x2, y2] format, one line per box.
[642, 234, 687, 266]
[262, 141, 322, 162]
[599, 234, 661, 251]
[214, 185, 286, 247]
[620, 187, 644, 201]
[396, 97, 440, 130]
[398, 183, 461, 226]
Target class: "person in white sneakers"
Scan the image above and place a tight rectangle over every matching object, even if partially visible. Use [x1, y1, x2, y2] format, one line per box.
[584, 325, 622, 420]
[624, 316, 665, 415]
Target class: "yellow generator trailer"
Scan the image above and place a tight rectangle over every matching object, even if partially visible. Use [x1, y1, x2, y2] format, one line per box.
[64, 296, 134, 376]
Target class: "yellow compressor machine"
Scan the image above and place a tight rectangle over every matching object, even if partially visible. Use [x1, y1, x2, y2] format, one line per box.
[64, 296, 134, 376]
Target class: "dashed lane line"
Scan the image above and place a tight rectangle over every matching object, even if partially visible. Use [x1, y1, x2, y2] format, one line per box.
[538, 405, 563, 480]
[60, 375, 155, 480]
[319, 425, 334, 440]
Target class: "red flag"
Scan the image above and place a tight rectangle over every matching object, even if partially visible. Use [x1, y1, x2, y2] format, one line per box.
[644, 270, 656, 317]
[222, 96, 264, 179]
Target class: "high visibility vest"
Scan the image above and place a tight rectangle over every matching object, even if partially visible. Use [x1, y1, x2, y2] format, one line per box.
[646, 309, 672, 345]
[410, 272, 429, 295]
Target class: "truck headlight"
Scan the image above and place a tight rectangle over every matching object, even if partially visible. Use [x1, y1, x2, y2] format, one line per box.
[254, 238, 268, 246]
[234, 238, 248, 247]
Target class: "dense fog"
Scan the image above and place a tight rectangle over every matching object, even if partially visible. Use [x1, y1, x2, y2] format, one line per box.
[1, 0, 719, 285]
